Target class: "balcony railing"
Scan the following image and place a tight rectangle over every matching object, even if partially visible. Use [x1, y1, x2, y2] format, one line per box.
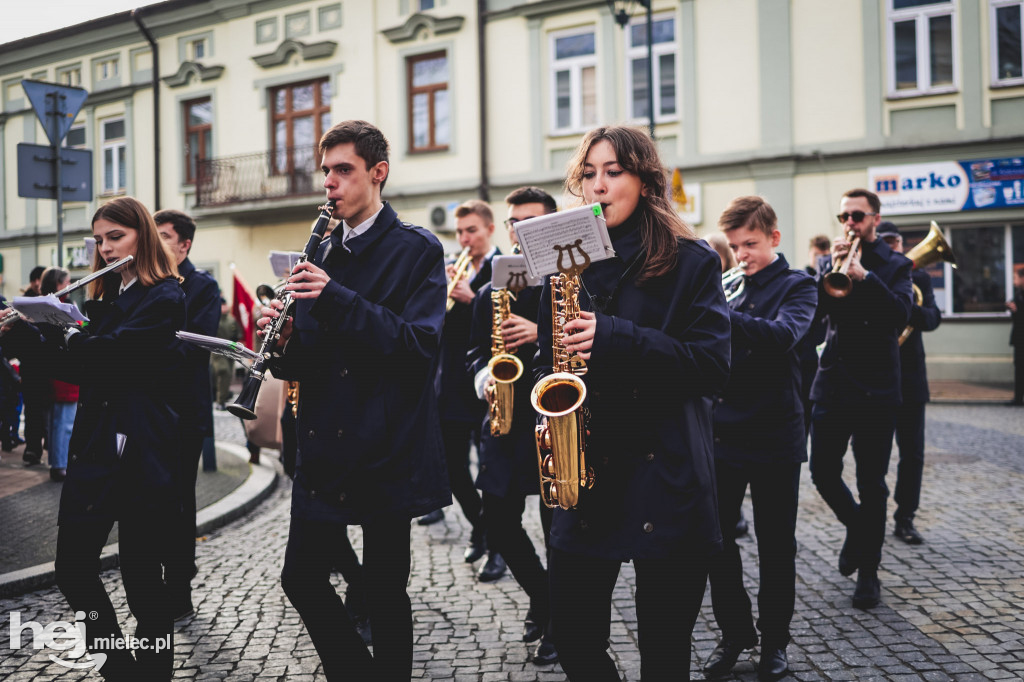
[195, 146, 322, 207]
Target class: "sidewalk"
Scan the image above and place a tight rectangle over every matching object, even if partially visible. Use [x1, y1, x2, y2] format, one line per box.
[929, 380, 1014, 403]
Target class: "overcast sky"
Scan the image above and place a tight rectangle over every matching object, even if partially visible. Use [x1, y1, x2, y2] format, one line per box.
[1, 1, 147, 46]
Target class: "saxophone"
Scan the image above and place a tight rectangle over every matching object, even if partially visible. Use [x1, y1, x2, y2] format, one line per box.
[531, 273, 594, 509]
[486, 288, 524, 436]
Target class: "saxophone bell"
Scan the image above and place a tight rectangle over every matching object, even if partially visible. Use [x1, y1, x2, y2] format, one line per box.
[487, 288, 523, 437]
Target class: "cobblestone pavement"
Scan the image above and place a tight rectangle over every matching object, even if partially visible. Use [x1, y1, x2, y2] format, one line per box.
[1, 404, 1022, 680]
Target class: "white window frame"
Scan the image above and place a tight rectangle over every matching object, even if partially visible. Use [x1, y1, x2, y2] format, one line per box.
[101, 118, 127, 195]
[64, 124, 86, 149]
[97, 57, 120, 81]
[549, 27, 598, 134]
[59, 67, 81, 87]
[991, 0, 1024, 87]
[625, 12, 679, 124]
[190, 38, 207, 61]
[887, 0, 958, 98]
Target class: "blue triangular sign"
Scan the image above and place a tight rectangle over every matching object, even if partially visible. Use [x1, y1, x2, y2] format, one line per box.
[21, 79, 89, 146]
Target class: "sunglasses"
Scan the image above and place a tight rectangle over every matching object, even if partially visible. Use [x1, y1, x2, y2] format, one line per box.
[836, 211, 877, 224]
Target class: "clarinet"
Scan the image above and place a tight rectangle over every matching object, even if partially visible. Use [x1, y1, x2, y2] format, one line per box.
[227, 199, 336, 419]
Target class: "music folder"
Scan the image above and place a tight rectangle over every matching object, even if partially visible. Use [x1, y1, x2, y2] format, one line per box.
[10, 295, 88, 325]
[512, 203, 615, 279]
[491, 255, 541, 292]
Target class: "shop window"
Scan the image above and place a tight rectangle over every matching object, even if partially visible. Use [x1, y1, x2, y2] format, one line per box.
[626, 13, 677, 122]
[992, 0, 1024, 86]
[887, 0, 956, 97]
[951, 225, 1006, 313]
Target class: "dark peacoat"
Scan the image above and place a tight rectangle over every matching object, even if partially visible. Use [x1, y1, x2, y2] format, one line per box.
[268, 203, 451, 525]
[533, 218, 731, 561]
[177, 257, 221, 437]
[713, 254, 817, 464]
[811, 238, 913, 407]
[899, 268, 941, 404]
[467, 281, 543, 498]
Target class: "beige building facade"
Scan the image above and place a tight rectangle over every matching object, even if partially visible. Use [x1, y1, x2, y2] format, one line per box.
[1, 0, 1021, 380]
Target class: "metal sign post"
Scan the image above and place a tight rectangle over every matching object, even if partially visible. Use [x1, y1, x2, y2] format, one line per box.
[20, 80, 90, 268]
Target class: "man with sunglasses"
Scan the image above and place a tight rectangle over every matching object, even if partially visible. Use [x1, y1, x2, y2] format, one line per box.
[808, 188, 913, 610]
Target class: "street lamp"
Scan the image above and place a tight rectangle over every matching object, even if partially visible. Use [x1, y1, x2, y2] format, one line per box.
[607, 0, 655, 139]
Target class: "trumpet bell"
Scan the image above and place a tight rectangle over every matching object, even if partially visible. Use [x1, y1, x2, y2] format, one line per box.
[906, 221, 957, 270]
[822, 271, 853, 298]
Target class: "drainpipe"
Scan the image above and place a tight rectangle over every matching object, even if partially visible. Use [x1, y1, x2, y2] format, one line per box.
[132, 9, 160, 209]
[476, 0, 489, 201]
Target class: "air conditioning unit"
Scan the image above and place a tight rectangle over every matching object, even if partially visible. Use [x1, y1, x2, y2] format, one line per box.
[427, 201, 457, 232]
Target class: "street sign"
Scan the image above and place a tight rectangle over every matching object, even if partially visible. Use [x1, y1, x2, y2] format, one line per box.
[21, 79, 88, 147]
[16, 143, 93, 202]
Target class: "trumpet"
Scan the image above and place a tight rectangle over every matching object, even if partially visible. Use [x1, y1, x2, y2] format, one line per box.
[228, 199, 335, 419]
[898, 221, 957, 346]
[532, 273, 593, 510]
[445, 247, 472, 312]
[722, 262, 748, 302]
[823, 231, 862, 298]
[0, 255, 134, 329]
[485, 288, 524, 436]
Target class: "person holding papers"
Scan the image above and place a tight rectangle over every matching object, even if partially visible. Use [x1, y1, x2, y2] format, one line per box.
[3, 196, 186, 680]
[532, 125, 731, 681]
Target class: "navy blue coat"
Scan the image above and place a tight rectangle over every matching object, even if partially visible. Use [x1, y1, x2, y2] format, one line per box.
[10, 279, 187, 524]
[439, 249, 498, 423]
[467, 281, 542, 498]
[268, 203, 451, 524]
[900, 268, 941, 404]
[533, 220, 731, 561]
[177, 258, 220, 437]
[811, 238, 913, 407]
[713, 254, 817, 464]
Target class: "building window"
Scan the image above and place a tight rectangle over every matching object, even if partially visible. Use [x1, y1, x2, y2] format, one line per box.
[419, 0, 435, 10]
[949, 225, 1008, 314]
[626, 14, 677, 122]
[407, 51, 450, 152]
[550, 29, 598, 133]
[59, 67, 81, 87]
[184, 98, 212, 184]
[190, 38, 207, 61]
[97, 57, 120, 81]
[992, 0, 1024, 85]
[65, 125, 86, 148]
[102, 118, 126, 194]
[270, 79, 331, 177]
[887, 0, 956, 97]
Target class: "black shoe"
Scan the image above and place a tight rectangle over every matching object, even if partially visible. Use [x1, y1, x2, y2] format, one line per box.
[758, 646, 788, 681]
[1, 439, 14, 452]
[49, 467, 67, 482]
[734, 513, 749, 539]
[532, 636, 558, 665]
[838, 527, 859, 577]
[522, 608, 543, 643]
[464, 529, 486, 563]
[477, 551, 507, 582]
[893, 519, 924, 545]
[417, 509, 445, 526]
[23, 450, 41, 466]
[703, 638, 757, 677]
[852, 569, 881, 610]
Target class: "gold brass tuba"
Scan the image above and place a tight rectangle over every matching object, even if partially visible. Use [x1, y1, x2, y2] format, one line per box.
[898, 221, 957, 346]
[445, 247, 472, 312]
[531, 273, 594, 510]
[823, 230, 862, 298]
[486, 288, 524, 436]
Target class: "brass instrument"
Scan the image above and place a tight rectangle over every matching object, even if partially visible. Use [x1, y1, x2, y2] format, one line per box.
[532, 273, 593, 510]
[722, 262, 748, 302]
[286, 381, 300, 418]
[898, 221, 957, 346]
[823, 231, 862, 298]
[445, 247, 472, 312]
[0, 255, 134, 329]
[227, 199, 335, 419]
[485, 288, 524, 436]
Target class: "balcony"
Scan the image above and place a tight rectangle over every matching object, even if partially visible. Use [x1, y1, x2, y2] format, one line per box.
[195, 146, 322, 207]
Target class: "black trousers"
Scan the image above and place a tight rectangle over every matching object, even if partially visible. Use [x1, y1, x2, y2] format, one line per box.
[56, 515, 174, 680]
[481, 492, 552, 619]
[709, 460, 801, 649]
[550, 545, 709, 681]
[21, 371, 50, 454]
[280, 400, 297, 478]
[442, 419, 483, 535]
[165, 432, 205, 597]
[1014, 345, 1023, 404]
[810, 402, 895, 571]
[281, 516, 411, 681]
[893, 401, 926, 523]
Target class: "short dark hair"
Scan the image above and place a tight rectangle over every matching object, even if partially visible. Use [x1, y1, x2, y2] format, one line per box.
[29, 266, 46, 282]
[504, 186, 557, 214]
[319, 120, 390, 191]
[718, 195, 777, 238]
[810, 234, 831, 252]
[842, 188, 881, 214]
[153, 209, 197, 251]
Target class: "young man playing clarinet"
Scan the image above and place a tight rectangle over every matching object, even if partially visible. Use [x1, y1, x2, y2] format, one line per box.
[258, 120, 450, 680]
[466, 186, 558, 664]
[703, 196, 817, 681]
[809, 188, 913, 610]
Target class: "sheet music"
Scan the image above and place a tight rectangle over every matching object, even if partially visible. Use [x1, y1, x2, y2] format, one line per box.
[11, 295, 88, 325]
[513, 204, 615, 279]
[176, 331, 260, 363]
[269, 251, 303, 279]
[491, 255, 541, 291]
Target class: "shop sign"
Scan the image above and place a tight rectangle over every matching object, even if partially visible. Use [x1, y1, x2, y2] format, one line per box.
[868, 156, 1024, 215]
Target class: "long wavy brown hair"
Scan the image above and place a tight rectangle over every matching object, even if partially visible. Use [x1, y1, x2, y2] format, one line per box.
[565, 125, 695, 284]
[89, 196, 180, 298]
